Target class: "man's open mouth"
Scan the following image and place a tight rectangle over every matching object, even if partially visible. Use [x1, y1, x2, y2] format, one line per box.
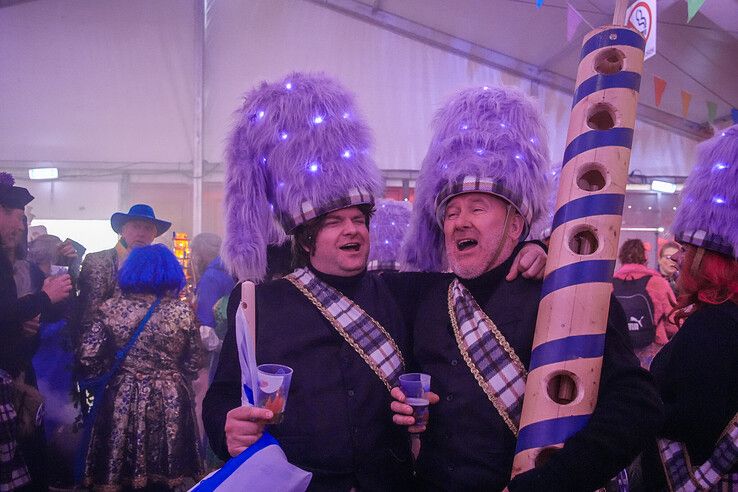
[456, 239, 478, 251]
[339, 242, 361, 252]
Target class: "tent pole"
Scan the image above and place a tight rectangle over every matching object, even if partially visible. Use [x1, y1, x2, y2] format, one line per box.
[192, 0, 205, 236]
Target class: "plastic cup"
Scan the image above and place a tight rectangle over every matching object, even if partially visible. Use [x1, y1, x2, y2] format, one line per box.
[399, 372, 431, 399]
[406, 397, 430, 426]
[50, 265, 69, 276]
[255, 364, 293, 424]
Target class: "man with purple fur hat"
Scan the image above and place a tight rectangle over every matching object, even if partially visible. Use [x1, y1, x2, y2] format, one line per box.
[387, 86, 662, 491]
[202, 72, 415, 490]
[77, 203, 171, 338]
[367, 199, 412, 273]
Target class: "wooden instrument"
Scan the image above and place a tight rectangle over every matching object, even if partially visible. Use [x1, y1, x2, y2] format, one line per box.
[511, 2, 645, 476]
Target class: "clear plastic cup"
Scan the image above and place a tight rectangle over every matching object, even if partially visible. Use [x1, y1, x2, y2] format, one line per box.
[406, 397, 430, 426]
[255, 364, 293, 424]
[399, 372, 431, 399]
[50, 265, 69, 276]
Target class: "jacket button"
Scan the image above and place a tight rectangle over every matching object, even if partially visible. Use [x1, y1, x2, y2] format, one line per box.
[447, 464, 455, 472]
[348, 389, 355, 397]
[451, 359, 458, 366]
[446, 394, 454, 402]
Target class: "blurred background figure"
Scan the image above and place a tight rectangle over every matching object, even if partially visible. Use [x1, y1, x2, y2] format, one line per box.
[367, 199, 412, 273]
[657, 241, 680, 294]
[189, 232, 234, 468]
[27, 234, 80, 488]
[78, 244, 203, 491]
[613, 239, 678, 368]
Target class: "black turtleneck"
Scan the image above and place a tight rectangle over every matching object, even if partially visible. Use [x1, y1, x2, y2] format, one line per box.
[203, 266, 413, 491]
[457, 249, 517, 307]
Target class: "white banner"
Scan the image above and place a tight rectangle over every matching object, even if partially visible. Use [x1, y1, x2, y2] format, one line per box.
[626, 0, 657, 60]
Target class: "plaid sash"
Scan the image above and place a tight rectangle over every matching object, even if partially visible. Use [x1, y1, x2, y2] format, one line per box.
[286, 268, 405, 391]
[447, 279, 527, 435]
[658, 413, 738, 491]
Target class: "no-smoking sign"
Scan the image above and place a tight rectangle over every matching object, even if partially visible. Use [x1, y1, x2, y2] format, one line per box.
[626, 0, 657, 60]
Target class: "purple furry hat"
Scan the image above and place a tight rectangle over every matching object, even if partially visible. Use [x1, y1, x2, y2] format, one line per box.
[224, 72, 382, 281]
[671, 124, 738, 259]
[368, 199, 412, 271]
[401, 85, 551, 271]
[528, 163, 561, 241]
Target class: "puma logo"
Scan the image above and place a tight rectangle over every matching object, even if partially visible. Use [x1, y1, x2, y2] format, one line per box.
[628, 316, 644, 331]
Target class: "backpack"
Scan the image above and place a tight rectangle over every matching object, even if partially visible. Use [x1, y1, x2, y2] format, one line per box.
[612, 275, 656, 348]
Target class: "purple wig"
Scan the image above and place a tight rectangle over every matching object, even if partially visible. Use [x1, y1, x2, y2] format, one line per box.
[368, 199, 412, 271]
[401, 85, 551, 271]
[671, 124, 738, 259]
[223, 72, 382, 281]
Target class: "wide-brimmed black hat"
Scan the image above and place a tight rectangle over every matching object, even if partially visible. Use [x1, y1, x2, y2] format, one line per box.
[0, 172, 34, 209]
[110, 204, 171, 237]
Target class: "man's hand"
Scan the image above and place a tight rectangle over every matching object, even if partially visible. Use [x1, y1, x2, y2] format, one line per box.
[22, 316, 40, 337]
[506, 243, 547, 281]
[225, 406, 273, 457]
[42, 274, 72, 303]
[56, 240, 78, 263]
[390, 387, 440, 434]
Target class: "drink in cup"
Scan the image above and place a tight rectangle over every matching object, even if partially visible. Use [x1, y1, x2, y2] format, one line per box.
[50, 265, 69, 276]
[399, 372, 431, 399]
[406, 397, 430, 426]
[255, 364, 293, 424]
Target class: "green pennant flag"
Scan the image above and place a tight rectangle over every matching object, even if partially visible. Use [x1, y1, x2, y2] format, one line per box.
[687, 0, 705, 22]
[707, 101, 717, 123]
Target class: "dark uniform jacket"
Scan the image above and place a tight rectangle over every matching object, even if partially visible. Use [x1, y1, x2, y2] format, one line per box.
[643, 301, 738, 490]
[203, 267, 413, 491]
[0, 248, 52, 377]
[384, 250, 663, 492]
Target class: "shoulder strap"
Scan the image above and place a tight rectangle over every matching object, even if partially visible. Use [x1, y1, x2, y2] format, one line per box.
[111, 297, 162, 369]
[286, 268, 405, 391]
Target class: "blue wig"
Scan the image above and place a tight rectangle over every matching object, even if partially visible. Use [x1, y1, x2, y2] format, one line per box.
[118, 244, 186, 296]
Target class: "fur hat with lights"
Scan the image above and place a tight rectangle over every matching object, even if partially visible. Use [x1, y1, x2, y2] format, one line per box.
[401, 85, 551, 271]
[671, 123, 738, 259]
[367, 199, 412, 272]
[223, 72, 382, 281]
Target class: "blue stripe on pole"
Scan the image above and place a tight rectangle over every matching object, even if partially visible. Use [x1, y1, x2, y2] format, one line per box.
[541, 259, 615, 299]
[562, 128, 634, 167]
[580, 28, 645, 60]
[572, 71, 642, 108]
[516, 414, 591, 453]
[551, 194, 625, 231]
[193, 432, 278, 491]
[529, 334, 606, 371]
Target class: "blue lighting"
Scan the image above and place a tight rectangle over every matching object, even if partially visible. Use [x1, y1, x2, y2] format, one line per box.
[461, 124, 469, 130]
[342, 112, 350, 119]
[391, 221, 395, 226]
[261, 156, 267, 165]
[285, 82, 293, 90]
[500, 123, 506, 128]
[313, 115, 324, 124]
[309, 162, 320, 173]
[342, 150, 352, 159]
[257, 110, 265, 119]
[712, 195, 726, 205]
[515, 154, 522, 160]
[384, 240, 389, 245]
[278, 181, 285, 187]
[713, 162, 728, 171]
[280, 131, 289, 140]
[483, 86, 489, 91]
[476, 148, 484, 155]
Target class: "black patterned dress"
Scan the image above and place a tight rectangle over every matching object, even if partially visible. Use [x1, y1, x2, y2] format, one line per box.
[79, 293, 203, 491]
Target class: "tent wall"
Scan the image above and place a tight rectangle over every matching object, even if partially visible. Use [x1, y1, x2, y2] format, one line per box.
[1, 0, 700, 242]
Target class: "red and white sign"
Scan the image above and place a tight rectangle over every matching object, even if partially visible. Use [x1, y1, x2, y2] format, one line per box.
[626, 0, 657, 60]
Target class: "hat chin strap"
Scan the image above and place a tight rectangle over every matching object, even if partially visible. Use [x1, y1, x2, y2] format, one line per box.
[486, 204, 514, 270]
[690, 246, 705, 278]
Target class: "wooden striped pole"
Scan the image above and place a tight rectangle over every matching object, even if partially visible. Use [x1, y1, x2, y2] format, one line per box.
[511, 6, 645, 476]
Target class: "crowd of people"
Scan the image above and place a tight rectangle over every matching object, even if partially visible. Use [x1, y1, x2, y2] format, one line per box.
[1, 73, 736, 492]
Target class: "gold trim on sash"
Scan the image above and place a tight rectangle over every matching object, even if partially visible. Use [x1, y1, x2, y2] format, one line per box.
[447, 281, 527, 436]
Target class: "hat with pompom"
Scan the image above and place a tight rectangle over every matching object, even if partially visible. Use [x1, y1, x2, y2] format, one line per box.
[401, 85, 551, 271]
[223, 72, 382, 281]
[0, 172, 34, 209]
[671, 124, 738, 259]
[367, 199, 412, 272]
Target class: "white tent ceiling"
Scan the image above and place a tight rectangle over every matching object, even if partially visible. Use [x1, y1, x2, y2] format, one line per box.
[0, 0, 735, 232]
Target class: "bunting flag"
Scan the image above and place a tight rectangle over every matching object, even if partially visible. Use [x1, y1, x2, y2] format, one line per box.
[567, 4, 582, 42]
[707, 101, 717, 124]
[681, 90, 692, 119]
[687, 0, 705, 22]
[654, 76, 667, 107]
[536, 0, 544, 8]
[732, 108, 738, 124]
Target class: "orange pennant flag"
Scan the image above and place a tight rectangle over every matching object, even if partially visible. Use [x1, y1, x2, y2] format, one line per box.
[681, 90, 692, 118]
[654, 76, 667, 107]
